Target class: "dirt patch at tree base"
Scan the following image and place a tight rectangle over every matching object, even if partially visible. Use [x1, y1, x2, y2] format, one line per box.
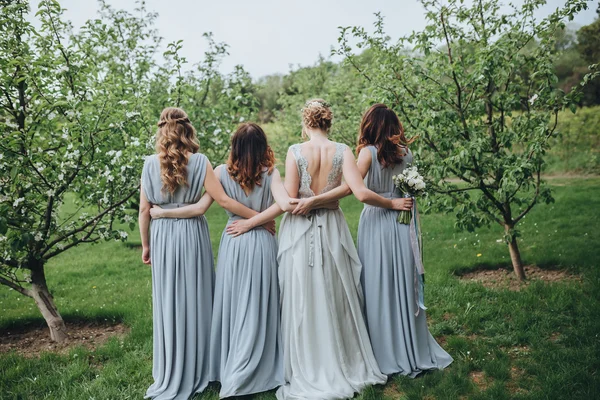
[0, 321, 129, 357]
[458, 264, 582, 290]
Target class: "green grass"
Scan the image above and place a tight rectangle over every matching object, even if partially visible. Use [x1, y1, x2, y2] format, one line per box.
[1, 177, 599, 399]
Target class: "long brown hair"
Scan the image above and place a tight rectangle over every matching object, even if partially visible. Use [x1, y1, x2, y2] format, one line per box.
[227, 123, 276, 191]
[356, 103, 415, 168]
[156, 107, 199, 194]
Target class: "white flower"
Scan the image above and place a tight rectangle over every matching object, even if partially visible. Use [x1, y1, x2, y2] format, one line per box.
[125, 111, 140, 119]
[119, 231, 128, 239]
[13, 197, 24, 207]
[34, 232, 43, 242]
[529, 94, 538, 105]
[47, 112, 56, 120]
[46, 189, 54, 197]
[58, 65, 69, 73]
[213, 128, 222, 136]
[118, 100, 129, 106]
[239, 116, 245, 122]
[57, 243, 65, 250]
[58, 173, 64, 181]
[4, 120, 18, 130]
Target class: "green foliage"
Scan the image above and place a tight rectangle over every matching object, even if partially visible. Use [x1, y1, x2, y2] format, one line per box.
[577, 15, 600, 64]
[0, 0, 256, 331]
[547, 105, 600, 173]
[275, 55, 370, 148]
[336, 0, 599, 276]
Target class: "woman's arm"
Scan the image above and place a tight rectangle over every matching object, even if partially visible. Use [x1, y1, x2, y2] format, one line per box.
[225, 168, 290, 236]
[138, 186, 151, 265]
[203, 162, 259, 219]
[291, 147, 373, 215]
[150, 191, 214, 219]
[342, 147, 412, 210]
[271, 167, 297, 212]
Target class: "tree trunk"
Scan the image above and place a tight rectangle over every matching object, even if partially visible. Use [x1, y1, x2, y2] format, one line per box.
[29, 263, 68, 342]
[505, 224, 526, 280]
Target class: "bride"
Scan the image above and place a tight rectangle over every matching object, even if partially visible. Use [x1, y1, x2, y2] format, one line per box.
[228, 99, 412, 399]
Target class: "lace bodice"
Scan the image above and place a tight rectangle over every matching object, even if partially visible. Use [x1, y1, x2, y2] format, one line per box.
[290, 143, 346, 199]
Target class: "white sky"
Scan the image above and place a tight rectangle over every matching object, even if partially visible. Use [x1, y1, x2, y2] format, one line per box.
[30, 0, 598, 79]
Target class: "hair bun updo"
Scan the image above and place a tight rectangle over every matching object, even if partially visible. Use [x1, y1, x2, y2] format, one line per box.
[302, 98, 333, 132]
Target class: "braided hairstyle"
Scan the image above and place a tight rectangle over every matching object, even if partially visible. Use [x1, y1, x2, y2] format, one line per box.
[155, 107, 200, 194]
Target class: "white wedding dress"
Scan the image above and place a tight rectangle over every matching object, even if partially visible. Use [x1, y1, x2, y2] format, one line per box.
[276, 143, 387, 400]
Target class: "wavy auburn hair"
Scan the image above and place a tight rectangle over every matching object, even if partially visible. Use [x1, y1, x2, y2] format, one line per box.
[356, 103, 416, 168]
[155, 107, 200, 194]
[227, 123, 276, 192]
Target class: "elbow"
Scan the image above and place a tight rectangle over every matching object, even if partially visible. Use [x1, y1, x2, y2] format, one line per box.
[354, 189, 368, 203]
[343, 187, 352, 197]
[280, 202, 294, 213]
[215, 196, 231, 209]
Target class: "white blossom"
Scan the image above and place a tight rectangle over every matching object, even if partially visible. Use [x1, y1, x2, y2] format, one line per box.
[13, 197, 24, 207]
[529, 94, 538, 105]
[125, 111, 140, 119]
[34, 232, 43, 242]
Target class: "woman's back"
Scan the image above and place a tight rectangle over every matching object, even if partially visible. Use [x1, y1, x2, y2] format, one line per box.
[219, 167, 274, 217]
[364, 145, 412, 195]
[289, 141, 346, 198]
[142, 153, 207, 206]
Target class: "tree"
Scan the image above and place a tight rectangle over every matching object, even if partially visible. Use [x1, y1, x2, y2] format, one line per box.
[337, 0, 598, 280]
[0, 0, 257, 341]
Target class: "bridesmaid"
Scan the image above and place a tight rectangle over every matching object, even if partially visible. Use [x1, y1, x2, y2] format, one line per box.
[150, 123, 285, 398]
[356, 104, 452, 376]
[139, 108, 261, 400]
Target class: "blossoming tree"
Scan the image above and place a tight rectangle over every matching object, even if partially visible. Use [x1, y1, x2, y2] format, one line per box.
[0, 0, 257, 341]
[337, 0, 598, 279]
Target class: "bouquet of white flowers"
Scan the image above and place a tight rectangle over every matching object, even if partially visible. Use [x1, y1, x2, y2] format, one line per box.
[392, 165, 426, 224]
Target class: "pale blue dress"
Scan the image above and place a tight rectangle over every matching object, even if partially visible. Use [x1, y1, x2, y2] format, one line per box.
[358, 145, 453, 376]
[276, 143, 387, 400]
[210, 167, 283, 398]
[142, 153, 214, 400]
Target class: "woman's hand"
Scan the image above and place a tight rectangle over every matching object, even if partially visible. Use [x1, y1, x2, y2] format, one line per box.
[142, 246, 151, 265]
[391, 197, 413, 211]
[262, 220, 277, 235]
[226, 219, 254, 237]
[149, 205, 165, 219]
[291, 198, 315, 215]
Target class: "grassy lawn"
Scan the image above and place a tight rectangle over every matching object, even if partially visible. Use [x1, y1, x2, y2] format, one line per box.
[1, 177, 599, 399]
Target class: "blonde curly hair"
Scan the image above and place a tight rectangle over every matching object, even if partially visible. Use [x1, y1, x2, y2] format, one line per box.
[302, 98, 333, 135]
[155, 107, 199, 194]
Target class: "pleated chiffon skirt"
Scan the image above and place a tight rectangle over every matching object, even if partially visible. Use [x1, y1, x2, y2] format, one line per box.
[145, 216, 215, 400]
[358, 206, 453, 377]
[210, 226, 284, 397]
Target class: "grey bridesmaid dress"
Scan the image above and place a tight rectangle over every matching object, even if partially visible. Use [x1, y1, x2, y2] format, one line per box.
[358, 145, 453, 377]
[142, 153, 214, 400]
[210, 167, 283, 398]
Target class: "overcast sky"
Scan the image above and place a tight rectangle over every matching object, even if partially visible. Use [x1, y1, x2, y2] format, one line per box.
[30, 0, 598, 79]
